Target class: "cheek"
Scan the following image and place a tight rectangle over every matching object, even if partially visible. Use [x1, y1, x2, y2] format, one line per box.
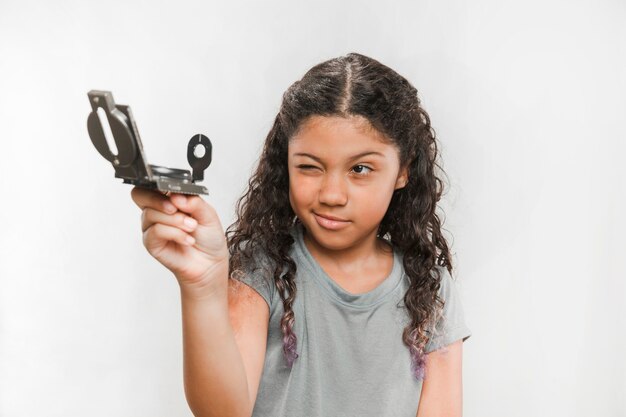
[352, 183, 394, 219]
[288, 177, 314, 209]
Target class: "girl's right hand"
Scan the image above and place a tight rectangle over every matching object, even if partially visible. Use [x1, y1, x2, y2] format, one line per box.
[130, 186, 230, 299]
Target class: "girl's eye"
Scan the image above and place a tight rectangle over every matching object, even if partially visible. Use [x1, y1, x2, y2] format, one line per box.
[297, 164, 373, 176]
[298, 164, 318, 170]
[352, 165, 373, 176]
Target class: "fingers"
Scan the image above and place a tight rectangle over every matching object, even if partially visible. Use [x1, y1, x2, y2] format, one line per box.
[143, 223, 195, 250]
[141, 207, 198, 233]
[131, 186, 157, 209]
[131, 186, 220, 229]
[167, 193, 218, 227]
[130, 186, 177, 214]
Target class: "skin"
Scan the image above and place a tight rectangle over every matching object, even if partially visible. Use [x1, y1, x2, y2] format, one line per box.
[417, 340, 464, 417]
[287, 114, 464, 416]
[287, 114, 408, 294]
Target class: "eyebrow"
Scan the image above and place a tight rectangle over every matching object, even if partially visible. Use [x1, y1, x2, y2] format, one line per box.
[293, 151, 385, 163]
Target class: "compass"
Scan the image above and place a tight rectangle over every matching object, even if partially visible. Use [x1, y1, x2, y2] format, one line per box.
[86, 90, 212, 195]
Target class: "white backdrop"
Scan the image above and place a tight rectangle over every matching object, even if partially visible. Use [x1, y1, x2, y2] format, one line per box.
[0, 0, 624, 416]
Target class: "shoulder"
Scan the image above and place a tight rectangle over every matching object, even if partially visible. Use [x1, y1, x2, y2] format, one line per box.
[424, 265, 472, 354]
[230, 240, 279, 311]
[434, 265, 456, 297]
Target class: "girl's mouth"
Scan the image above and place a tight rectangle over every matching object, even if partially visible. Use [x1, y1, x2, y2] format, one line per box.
[313, 213, 351, 230]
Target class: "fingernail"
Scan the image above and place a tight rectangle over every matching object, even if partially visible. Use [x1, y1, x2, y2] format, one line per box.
[163, 201, 176, 213]
[185, 236, 195, 245]
[184, 217, 197, 228]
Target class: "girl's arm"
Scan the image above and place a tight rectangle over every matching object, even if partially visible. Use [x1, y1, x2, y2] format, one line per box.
[180, 274, 252, 417]
[416, 339, 465, 417]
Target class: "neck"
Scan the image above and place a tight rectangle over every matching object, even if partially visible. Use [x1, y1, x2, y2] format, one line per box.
[300, 223, 392, 270]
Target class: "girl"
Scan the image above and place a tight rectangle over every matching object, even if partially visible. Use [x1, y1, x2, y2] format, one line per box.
[132, 52, 472, 417]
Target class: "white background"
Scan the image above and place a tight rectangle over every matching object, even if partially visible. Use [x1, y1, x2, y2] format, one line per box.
[0, 0, 624, 416]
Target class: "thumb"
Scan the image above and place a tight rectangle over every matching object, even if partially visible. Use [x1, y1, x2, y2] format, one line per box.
[168, 193, 219, 227]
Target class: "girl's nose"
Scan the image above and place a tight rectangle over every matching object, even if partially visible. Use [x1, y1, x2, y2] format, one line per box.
[318, 174, 348, 206]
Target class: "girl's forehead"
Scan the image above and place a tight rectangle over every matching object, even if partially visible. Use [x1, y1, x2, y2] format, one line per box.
[289, 115, 392, 149]
[296, 114, 375, 133]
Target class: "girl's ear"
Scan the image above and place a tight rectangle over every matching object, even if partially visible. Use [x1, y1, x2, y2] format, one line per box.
[395, 165, 409, 190]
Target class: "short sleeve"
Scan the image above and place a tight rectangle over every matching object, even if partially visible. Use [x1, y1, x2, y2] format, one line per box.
[424, 267, 472, 353]
[237, 269, 275, 311]
[232, 246, 277, 312]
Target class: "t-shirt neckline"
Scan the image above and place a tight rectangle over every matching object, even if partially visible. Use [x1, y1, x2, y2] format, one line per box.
[292, 222, 404, 308]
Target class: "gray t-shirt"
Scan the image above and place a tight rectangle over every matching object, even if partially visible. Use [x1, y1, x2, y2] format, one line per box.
[238, 222, 472, 417]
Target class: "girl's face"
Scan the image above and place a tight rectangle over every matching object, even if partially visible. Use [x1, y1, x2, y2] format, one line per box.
[287, 115, 408, 251]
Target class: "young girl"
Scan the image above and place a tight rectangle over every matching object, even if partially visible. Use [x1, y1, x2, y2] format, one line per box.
[131, 52, 471, 417]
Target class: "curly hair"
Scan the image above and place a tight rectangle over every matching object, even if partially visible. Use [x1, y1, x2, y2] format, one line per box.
[225, 52, 454, 382]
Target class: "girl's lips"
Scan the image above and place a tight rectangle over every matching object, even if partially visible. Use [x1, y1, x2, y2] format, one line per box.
[313, 213, 351, 230]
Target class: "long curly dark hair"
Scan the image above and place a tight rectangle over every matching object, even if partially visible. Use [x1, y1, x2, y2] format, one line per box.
[225, 52, 454, 381]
